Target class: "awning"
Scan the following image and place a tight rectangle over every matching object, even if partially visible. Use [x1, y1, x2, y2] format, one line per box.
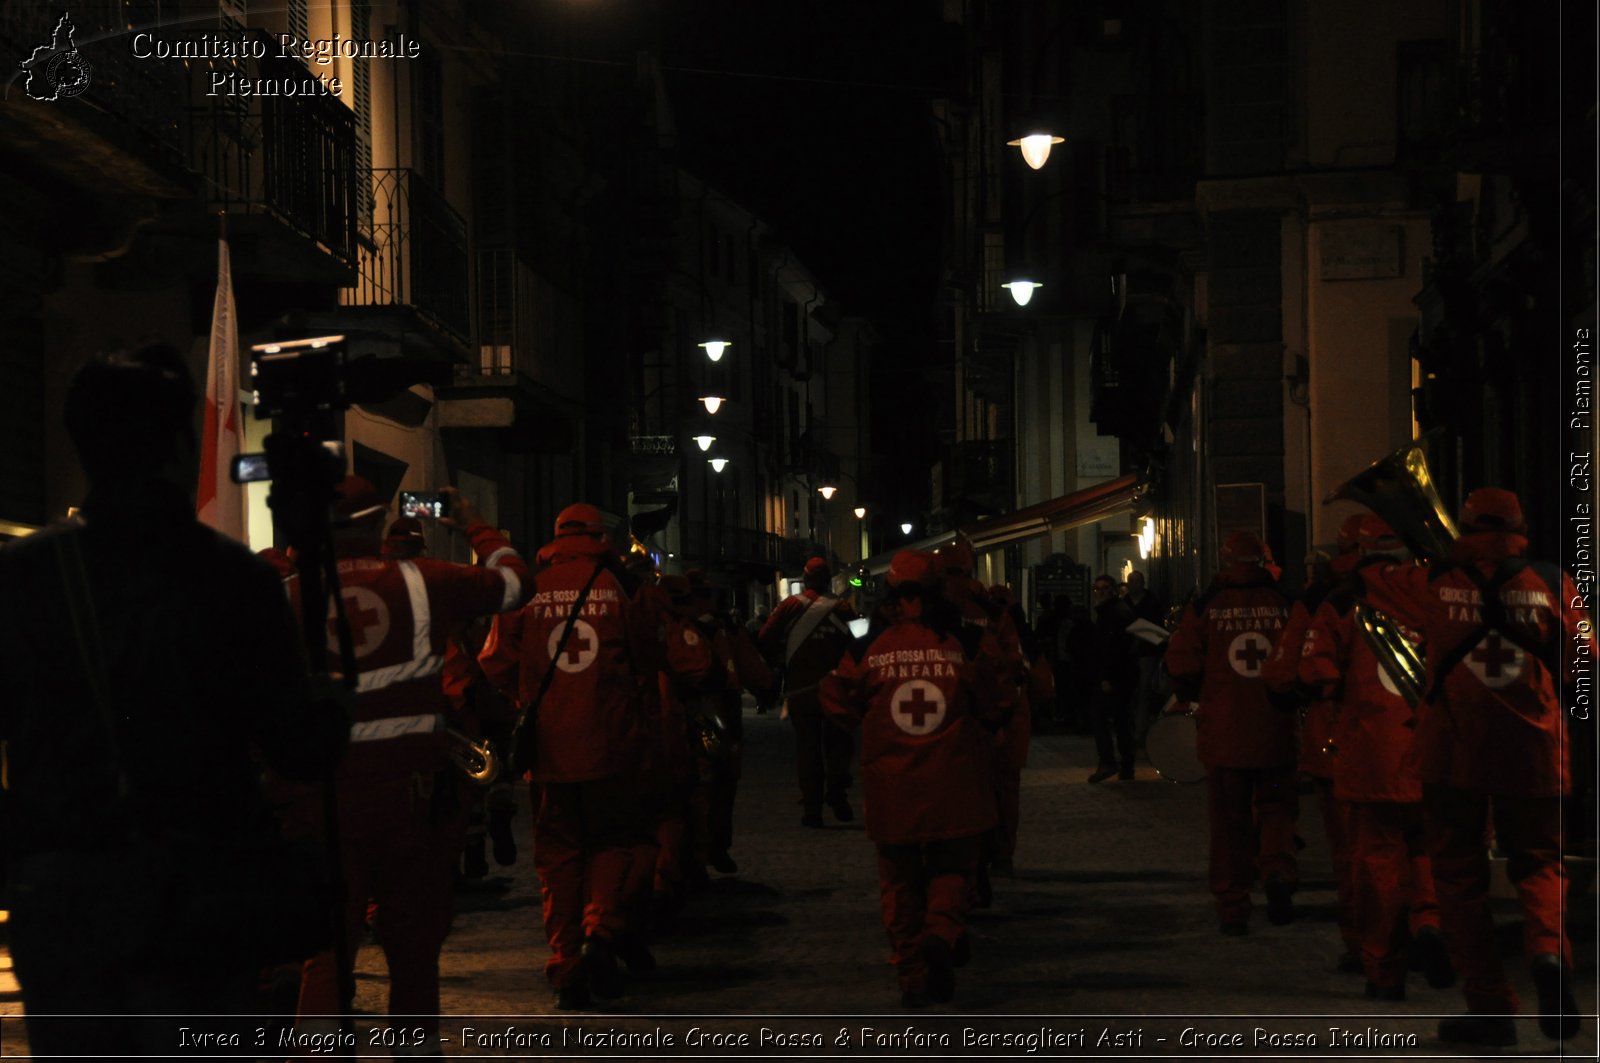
[859, 473, 1148, 577]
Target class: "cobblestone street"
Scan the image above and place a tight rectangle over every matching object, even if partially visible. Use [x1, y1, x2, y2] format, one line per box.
[2, 706, 1594, 1059]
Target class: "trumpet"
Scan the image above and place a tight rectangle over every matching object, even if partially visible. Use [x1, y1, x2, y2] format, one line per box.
[1328, 437, 1457, 707]
[443, 725, 500, 785]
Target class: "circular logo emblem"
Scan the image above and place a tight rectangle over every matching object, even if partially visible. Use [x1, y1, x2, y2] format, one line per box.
[682, 628, 701, 646]
[889, 679, 947, 736]
[328, 585, 390, 658]
[47, 52, 92, 98]
[548, 619, 600, 673]
[1227, 632, 1272, 677]
[1464, 631, 1524, 689]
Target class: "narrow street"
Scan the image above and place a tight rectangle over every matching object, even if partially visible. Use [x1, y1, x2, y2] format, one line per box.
[1, 704, 1593, 1058]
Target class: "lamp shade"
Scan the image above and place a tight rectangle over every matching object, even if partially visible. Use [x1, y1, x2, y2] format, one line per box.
[698, 340, 730, 362]
[1006, 132, 1065, 170]
[853, 506, 867, 520]
[699, 396, 726, 415]
[817, 485, 837, 500]
[708, 457, 729, 473]
[900, 522, 913, 535]
[692, 434, 716, 451]
[1001, 280, 1041, 307]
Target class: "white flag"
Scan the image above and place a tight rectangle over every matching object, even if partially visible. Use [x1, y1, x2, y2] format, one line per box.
[197, 237, 246, 541]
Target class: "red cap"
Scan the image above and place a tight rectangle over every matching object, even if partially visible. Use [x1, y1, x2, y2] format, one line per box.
[938, 540, 974, 575]
[1357, 514, 1404, 555]
[803, 557, 831, 579]
[1220, 530, 1265, 565]
[332, 476, 385, 526]
[555, 502, 606, 537]
[887, 549, 936, 589]
[1460, 487, 1525, 533]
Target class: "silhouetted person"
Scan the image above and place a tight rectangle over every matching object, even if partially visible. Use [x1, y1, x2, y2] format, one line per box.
[1086, 575, 1139, 782]
[0, 345, 347, 1056]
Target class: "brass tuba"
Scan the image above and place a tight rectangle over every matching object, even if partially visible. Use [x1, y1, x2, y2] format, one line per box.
[1326, 437, 1458, 707]
[1326, 437, 1458, 558]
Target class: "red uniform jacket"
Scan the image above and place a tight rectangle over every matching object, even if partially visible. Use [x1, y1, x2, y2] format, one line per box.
[1358, 532, 1591, 797]
[290, 522, 529, 780]
[481, 535, 653, 784]
[819, 607, 1009, 845]
[1165, 565, 1293, 769]
[1300, 566, 1425, 803]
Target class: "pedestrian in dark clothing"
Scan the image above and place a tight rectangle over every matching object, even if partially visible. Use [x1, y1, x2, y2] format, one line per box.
[1054, 597, 1096, 731]
[1087, 575, 1139, 782]
[0, 345, 348, 1057]
[1124, 570, 1170, 741]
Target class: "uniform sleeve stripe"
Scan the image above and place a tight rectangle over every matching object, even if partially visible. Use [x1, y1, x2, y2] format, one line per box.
[397, 560, 433, 661]
[497, 568, 522, 612]
[483, 546, 518, 569]
[354, 654, 445, 694]
[350, 713, 440, 741]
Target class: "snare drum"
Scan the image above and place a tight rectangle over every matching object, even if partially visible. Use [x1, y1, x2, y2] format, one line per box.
[1147, 703, 1205, 784]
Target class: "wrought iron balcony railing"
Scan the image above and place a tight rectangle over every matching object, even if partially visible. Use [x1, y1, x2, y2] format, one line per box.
[187, 29, 357, 273]
[349, 168, 470, 345]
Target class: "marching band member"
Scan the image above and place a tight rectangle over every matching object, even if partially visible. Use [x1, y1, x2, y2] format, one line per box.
[1262, 516, 1361, 970]
[1301, 515, 1451, 1001]
[820, 550, 1012, 1007]
[1165, 531, 1295, 935]
[1357, 488, 1592, 1046]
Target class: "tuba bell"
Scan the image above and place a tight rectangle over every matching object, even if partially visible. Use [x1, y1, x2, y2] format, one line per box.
[1327, 437, 1457, 708]
[1326, 436, 1458, 558]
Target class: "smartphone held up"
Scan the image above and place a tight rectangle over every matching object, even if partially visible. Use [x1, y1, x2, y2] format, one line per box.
[399, 490, 450, 519]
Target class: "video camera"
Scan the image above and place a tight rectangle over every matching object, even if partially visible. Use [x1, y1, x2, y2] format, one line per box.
[230, 335, 449, 485]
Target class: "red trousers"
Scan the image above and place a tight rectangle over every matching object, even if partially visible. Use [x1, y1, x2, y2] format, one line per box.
[1347, 801, 1439, 987]
[1424, 785, 1570, 1014]
[1311, 778, 1358, 956]
[534, 775, 648, 989]
[1206, 765, 1298, 923]
[296, 773, 462, 1034]
[876, 835, 982, 993]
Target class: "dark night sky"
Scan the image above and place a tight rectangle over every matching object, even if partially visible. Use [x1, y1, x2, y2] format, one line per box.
[651, 1, 958, 514]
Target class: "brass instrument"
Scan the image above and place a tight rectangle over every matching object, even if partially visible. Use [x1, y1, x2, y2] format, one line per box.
[443, 724, 500, 785]
[689, 702, 732, 762]
[1326, 437, 1458, 708]
[1354, 603, 1427, 708]
[1326, 437, 1458, 558]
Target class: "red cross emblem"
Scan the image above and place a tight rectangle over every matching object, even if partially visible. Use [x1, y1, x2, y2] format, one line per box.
[547, 618, 599, 673]
[327, 585, 390, 658]
[1227, 632, 1270, 677]
[890, 679, 947, 736]
[1465, 631, 1523, 689]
